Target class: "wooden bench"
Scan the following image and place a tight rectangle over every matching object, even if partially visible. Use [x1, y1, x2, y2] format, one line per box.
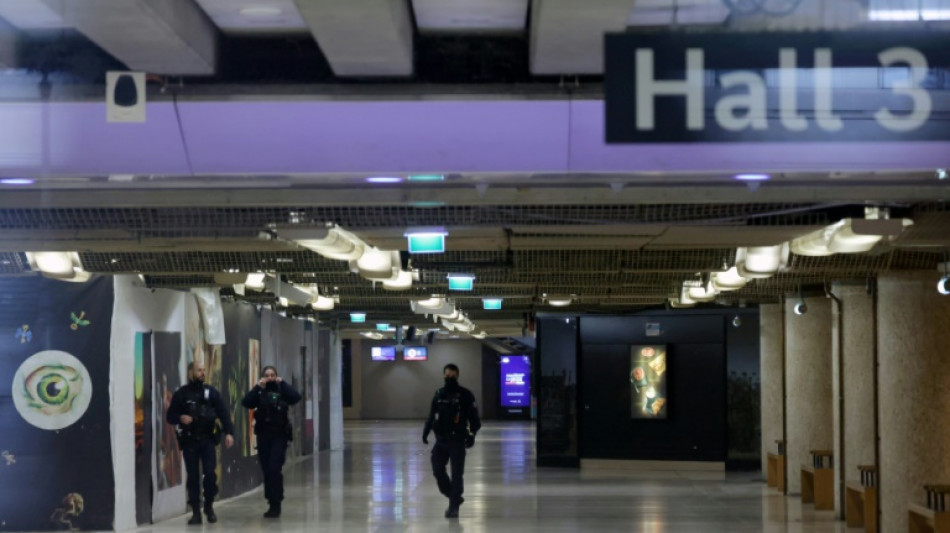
[909, 485, 950, 533]
[845, 465, 877, 532]
[766, 440, 786, 492]
[801, 450, 834, 511]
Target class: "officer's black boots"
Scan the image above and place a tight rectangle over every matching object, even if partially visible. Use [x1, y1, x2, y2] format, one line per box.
[204, 502, 217, 523]
[187, 504, 202, 525]
[264, 501, 281, 518]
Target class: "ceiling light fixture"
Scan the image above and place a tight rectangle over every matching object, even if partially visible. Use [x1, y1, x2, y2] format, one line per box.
[543, 293, 573, 307]
[711, 267, 749, 291]
[686, 279, 718, 302]
[382, 269, 414, 291]
[938, 168, 948, 180]
[735, 244, 789, 279]
[734, 173, 771, 181]
[366, 176, 403, 183]
[239, 6, 283, 17]
[245, 273, 267, 291]
[281, 225, 365, 261]
[354, 247, 400, 281]
[25, 251, 91, 282]
[0, 178, 34, 185]
[310, 294, 336, 311]
[791, 218, 913, 256]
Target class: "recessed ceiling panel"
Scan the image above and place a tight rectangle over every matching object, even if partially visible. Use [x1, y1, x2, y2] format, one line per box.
[412, 0, 529, 32]
[194, 0, 307, 33]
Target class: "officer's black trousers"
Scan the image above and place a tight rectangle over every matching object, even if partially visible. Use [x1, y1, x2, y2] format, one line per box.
[431, 439, 466, 505]
[182, 439, 217, 505]
[257, 433, 289, 504]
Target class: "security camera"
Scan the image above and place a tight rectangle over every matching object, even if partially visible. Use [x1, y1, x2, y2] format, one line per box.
[939, 276, 950, 295]
[794, 302, 808, 315]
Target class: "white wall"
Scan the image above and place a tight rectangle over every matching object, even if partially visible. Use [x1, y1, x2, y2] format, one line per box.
[360, 340, 483, 420]
[110, 276, 186, 530]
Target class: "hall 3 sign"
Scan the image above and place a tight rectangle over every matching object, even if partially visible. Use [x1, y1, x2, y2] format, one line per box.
[605, 31, 950, 143]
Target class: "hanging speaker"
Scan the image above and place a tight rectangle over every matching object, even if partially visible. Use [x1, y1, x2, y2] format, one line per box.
[106, 71, 146, 123]
[406, 325, 417, 342]
[395, 326, 403, 346]
[426, 331, 436, 344]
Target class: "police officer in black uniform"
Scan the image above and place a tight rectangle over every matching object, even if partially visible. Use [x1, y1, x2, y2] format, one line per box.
[242, 365, 301, 518]
[166, 361, 235, 525]
[423, 363, 481, 518]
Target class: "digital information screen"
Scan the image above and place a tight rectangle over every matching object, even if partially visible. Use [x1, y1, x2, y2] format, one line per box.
[371, 346, 396, 361]
[500, 355, 531, 407]
[403, 346, 427, 361]
[630, 345, 667, 419]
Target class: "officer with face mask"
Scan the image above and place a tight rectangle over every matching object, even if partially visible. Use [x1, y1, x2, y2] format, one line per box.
[166, 361, 234, 525]
[242, 365, 301, 518]
[423, 363, 481, 518]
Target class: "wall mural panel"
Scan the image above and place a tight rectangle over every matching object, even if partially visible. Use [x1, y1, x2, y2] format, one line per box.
[0, 276, 115, 531]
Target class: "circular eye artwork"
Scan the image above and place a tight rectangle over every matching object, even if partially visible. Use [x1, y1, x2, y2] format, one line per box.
[12, 350, 92, 430]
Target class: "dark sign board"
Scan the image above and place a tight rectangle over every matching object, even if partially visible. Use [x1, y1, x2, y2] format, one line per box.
[605, 30, 950, 143]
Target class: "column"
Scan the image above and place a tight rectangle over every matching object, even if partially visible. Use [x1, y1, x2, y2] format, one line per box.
[832, 283, 876, 515]
[785, 296, 833, 494]
[877, 272, 950, 533]
[760, 303, 785, 475]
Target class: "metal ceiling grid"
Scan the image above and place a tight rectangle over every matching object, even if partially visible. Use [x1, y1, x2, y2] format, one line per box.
[0, 203, 837, 232]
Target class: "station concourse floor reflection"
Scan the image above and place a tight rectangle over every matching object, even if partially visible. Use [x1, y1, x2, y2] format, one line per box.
[143, 421, 848, 533]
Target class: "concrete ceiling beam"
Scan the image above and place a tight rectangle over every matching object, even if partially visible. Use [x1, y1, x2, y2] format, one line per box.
[293, 0, 413, 77]
[530, 0, 632, 75]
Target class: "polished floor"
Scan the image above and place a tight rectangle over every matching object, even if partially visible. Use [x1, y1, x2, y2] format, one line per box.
[142, 421, 848, 532]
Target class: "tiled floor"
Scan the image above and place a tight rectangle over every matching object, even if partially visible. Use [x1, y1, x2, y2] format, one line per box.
[142, 420, 848, 532]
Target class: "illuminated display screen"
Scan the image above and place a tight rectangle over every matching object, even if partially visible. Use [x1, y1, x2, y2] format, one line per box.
[630, 345, 667, 419]
[371, 346, 396, 361]
[500, 355, 531, 407]
[403, 346, 427, 361]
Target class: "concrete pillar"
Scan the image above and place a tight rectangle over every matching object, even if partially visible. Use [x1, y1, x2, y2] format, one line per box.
[877, 272, 950, 533]
[784, 296, 833, 494]
[760, 303, 785, 475]
[831, 283, 876, 518]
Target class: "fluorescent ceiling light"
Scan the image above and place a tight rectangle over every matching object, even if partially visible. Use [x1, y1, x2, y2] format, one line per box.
[350, 313, 366, 323]
[447, 274, 475, 291]
[239, 6, 283, 17]
[26, 251, 89, 282]
[869, 9, 950, 20]
[734, 173, 770, 181]
[712, 267, 748, 291]
[1, 178, 34, 185]
[791, 218, 912, 256]
[415, 296, 447, 309]
[310, 295, 335, 311]
[382, 269, 414, 291]
[686, 280, 717, 302]
[735, 244, 789, 279]
[355, 248, 399, 281]
[361, 331, 384, 339]
[279, 297, 290, 307]
[286, 226, 364, 262]
[544, 293, 573, 307]
[245, 273, 267, 291]
[366, 176, 403, 183]
[482, 298, 503, 310]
